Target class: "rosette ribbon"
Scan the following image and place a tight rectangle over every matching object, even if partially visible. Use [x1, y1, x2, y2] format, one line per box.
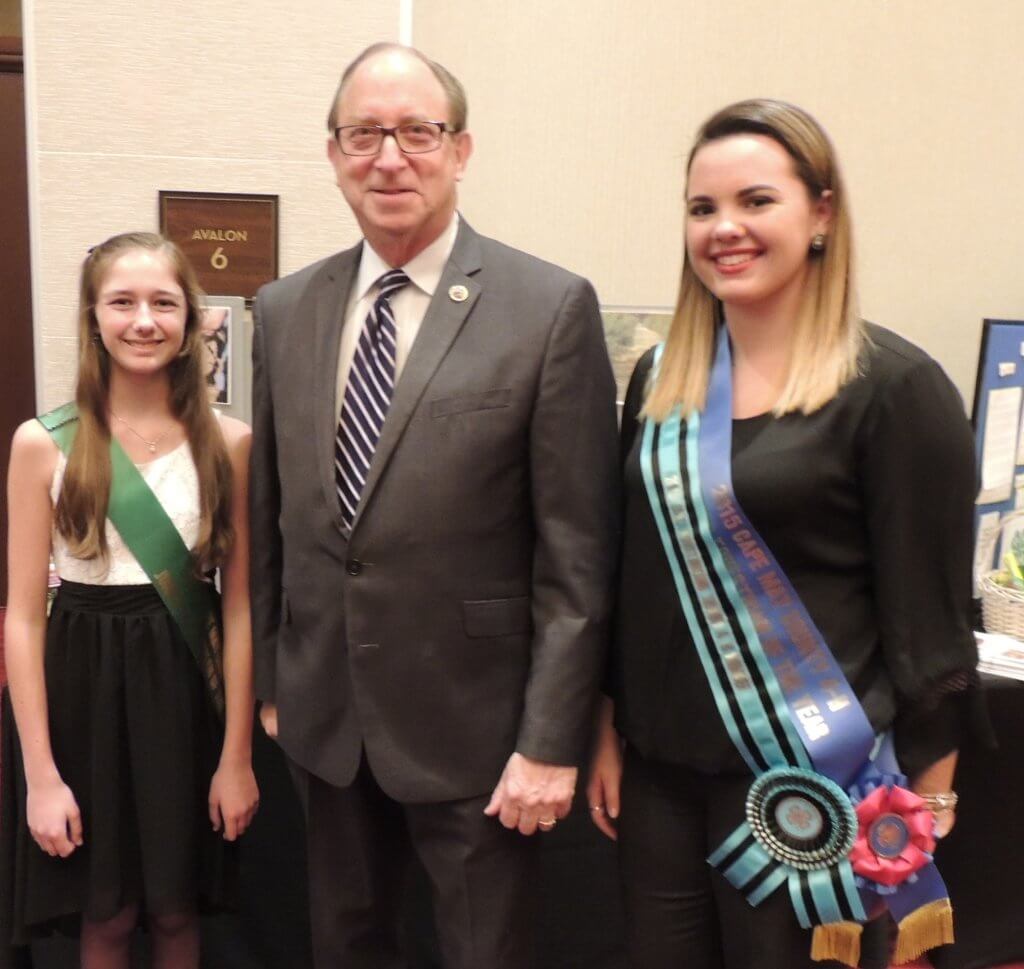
[641, 331, 953, 967]
[850, 783, 935, 888]
[837, 749, 954, 965]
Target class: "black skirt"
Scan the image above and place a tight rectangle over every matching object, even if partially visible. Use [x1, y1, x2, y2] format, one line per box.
[1, 580, 235, 955]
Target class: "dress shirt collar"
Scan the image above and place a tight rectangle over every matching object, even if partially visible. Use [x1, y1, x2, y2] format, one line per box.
[354, 213, 460, 301]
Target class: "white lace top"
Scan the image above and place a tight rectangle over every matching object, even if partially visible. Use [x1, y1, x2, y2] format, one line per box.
[50, 440, 201, 585]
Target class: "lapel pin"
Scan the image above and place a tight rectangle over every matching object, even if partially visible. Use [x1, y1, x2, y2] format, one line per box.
[448, 284, 469, 303]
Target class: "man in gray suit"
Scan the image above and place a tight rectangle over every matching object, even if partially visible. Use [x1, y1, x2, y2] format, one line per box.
[250, 42, 618, 969]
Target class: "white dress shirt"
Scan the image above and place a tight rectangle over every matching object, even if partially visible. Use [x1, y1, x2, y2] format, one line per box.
[334, 214, 460, 422]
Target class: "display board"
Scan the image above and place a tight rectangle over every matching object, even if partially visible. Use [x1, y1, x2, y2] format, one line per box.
[971, 319, 1024, 587]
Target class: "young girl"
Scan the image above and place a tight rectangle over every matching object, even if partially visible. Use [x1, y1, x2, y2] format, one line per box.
[1, 232, 258, 968]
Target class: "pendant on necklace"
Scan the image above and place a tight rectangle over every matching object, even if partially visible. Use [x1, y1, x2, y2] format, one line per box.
[148, 443, 157, 453]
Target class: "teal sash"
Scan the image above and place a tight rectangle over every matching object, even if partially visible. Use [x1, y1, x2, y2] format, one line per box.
[40, 402, 225, 720]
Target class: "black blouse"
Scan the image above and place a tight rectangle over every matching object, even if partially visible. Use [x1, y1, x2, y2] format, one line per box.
[609, 324, 984, 780]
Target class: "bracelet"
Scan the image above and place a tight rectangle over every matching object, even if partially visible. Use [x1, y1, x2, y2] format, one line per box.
[920, 791, 958, 812]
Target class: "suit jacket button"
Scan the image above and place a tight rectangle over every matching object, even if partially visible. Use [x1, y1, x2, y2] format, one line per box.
[346, 558, 362, 576]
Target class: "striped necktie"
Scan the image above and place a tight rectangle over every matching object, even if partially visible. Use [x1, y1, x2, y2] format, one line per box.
[335, 268, 410, 526]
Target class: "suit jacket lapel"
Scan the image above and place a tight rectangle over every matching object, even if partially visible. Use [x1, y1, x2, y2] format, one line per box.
[313, 244, 361, 530]
[351, 222, 483, 532]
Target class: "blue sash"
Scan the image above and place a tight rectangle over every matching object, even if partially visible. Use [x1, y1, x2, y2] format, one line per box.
[639, 329, 952, 965]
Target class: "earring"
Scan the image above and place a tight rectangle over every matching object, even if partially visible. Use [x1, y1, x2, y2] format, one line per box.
[810, 233, 826, 252]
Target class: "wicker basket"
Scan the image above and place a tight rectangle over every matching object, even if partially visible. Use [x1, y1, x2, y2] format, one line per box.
[979, 511, 1024, 639]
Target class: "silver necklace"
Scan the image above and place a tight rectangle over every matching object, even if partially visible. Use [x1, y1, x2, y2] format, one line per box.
[109, 411, 172, 454]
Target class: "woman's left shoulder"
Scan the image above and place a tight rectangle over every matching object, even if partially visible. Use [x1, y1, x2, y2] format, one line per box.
[851, 323, 966, 417]
[859, 322, 952, 384]
[853, 323, 969, 452]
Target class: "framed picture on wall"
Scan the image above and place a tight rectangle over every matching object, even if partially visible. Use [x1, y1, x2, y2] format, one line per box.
[201, 295, 250, 423]
[601, 309, 673, 407]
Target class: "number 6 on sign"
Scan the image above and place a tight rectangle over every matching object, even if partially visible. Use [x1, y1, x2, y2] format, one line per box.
[211, 247, 228, 270]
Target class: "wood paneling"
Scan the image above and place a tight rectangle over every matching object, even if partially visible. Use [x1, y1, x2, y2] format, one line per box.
[0, 36, 36, 604]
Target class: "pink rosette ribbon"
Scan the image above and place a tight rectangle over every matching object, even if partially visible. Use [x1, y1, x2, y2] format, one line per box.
[849, 785, 936, 888]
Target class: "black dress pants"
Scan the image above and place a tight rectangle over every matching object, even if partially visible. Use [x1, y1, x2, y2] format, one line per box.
[617, 747, 889, 969]
[297, 754, 539, 969]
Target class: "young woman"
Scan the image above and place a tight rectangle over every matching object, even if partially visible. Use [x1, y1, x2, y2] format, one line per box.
[1, 232, 258, 968]
[587, 101, 986, 969]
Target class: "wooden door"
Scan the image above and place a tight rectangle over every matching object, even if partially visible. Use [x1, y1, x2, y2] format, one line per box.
[0, 36, 36, 605]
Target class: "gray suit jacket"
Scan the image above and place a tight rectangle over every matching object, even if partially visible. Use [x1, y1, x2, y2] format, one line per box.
[249, 220, 619, 802]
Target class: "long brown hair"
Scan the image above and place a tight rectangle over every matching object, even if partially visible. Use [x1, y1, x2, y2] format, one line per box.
[645, 99, 862, 421]
[54, 232, 234, 571]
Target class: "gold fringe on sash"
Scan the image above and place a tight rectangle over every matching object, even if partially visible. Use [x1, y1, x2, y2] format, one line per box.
[810, 900, 954, 968]
[811, 921, 862, 967]
[892, 898, 954, 965]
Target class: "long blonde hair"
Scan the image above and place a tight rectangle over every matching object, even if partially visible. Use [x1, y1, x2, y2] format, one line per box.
[54, 232, 234, 571]
[645, 99, 862, 422]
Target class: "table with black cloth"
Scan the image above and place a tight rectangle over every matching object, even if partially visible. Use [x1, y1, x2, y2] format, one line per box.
[930, 672, 1024, 969]
[212, 685, 1024, 969]
[5, 676, 1020, 969]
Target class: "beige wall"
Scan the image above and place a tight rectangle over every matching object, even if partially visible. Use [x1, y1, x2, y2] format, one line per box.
[416, 0, 1024, 402]
[26, 1, 1023, 407]
[25, 0, 400, 408]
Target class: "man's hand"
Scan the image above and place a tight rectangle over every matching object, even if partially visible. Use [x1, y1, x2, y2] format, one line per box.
[259, 701, 278, 739]
[484, 752, 576, 836]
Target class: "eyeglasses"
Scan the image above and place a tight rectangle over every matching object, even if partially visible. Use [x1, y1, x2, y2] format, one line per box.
[333, 121, 453, 156]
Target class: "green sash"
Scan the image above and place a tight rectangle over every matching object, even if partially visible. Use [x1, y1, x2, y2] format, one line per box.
[40, 402, 225, 720]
